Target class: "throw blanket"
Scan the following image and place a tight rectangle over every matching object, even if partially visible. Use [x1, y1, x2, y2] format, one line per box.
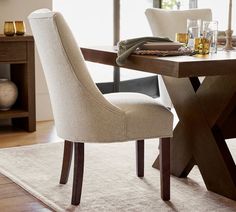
[116, 36, 172, 66]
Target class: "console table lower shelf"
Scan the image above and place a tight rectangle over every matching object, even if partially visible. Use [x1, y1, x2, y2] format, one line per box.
[0, 35, 36, 132]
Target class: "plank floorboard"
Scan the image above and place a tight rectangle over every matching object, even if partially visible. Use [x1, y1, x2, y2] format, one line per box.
[0, 121, 59, 211]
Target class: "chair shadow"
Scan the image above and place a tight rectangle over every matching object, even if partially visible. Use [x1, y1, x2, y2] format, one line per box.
[164, 201, 179, 212]
[141, 178, 179, 212]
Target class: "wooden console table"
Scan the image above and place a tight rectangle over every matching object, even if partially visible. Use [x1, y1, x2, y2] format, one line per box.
[0, 35, 35, 132]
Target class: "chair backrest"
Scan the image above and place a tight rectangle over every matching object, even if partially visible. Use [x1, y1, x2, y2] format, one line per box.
[28, 9, 125, 142]
[145, 8, 212, 40]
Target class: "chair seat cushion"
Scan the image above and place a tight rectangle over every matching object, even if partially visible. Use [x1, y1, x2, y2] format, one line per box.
[105, 92, 173, 140]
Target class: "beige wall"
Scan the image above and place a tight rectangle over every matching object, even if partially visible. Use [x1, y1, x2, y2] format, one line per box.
[0, 0, 53, 121]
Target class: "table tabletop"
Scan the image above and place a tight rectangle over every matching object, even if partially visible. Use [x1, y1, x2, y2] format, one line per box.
[81, 46, 236, 78]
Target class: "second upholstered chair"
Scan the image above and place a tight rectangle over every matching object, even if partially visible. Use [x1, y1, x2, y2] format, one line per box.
[28, 9, 173, 205]
[145, 8, 212, 108]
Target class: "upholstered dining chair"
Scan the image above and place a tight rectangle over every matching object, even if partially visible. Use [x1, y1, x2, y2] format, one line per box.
[145, 8, 212, 108]
[28, 9, 173, 206]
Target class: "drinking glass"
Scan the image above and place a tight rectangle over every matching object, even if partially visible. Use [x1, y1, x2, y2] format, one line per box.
[187, 19, 201, 49]
[175, 33, 189, 45]
[203, 21, 218, 53]
[4, 21, 15, 36]
[15, 21, 26, 35]
[194, 37, 210, 55]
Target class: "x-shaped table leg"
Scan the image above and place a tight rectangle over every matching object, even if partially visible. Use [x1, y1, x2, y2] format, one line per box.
[153, 75, 236, 200]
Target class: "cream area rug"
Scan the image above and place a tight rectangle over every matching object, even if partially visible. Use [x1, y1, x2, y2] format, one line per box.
[0, 140, 236, 212]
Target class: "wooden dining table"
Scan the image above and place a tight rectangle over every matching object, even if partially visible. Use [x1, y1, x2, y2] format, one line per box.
[81, 46, 236, 201]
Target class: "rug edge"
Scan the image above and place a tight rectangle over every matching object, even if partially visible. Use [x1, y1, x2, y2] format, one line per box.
[0, 165, 64, 212]
[0, 141, 63, 151]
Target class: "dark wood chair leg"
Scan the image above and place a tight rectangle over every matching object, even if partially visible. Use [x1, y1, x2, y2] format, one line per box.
[60, 140, 73, 184]
[160, 137, 170, 201]
[72, 142, 84, 205]
[136, 140, 144, 177]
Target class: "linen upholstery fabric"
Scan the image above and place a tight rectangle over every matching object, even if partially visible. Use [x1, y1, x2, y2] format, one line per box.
[145, 8, 212, 41]
[28, 9, 173, 143]
[105, 93, 173, 139]
[145, 8, 212, 108]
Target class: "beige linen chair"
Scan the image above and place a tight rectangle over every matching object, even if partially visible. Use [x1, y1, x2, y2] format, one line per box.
[145, 8, 212, 108]
[28, 9, 173, 205]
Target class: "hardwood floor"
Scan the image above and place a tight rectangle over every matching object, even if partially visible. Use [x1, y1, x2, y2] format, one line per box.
[0, 121, 61, 212]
